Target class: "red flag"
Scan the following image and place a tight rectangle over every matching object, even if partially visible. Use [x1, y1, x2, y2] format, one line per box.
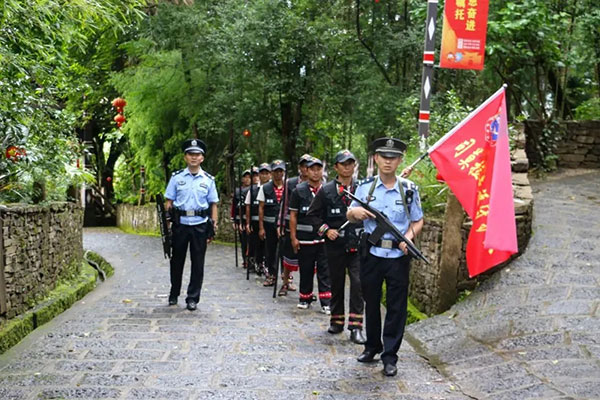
[428, 86, 517, 277]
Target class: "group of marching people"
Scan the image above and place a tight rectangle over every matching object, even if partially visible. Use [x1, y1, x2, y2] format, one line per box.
[231, 150, 369, 345]
[166, 136, 423, 376]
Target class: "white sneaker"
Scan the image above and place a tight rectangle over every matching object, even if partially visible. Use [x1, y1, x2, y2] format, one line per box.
[321, 305, 331, 315]
[297, 301, 310, 309]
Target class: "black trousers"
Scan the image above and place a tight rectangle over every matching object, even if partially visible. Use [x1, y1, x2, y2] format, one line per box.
[169, 223, 209, 304]
[247, 221, 265, 265]
[264, 223, 279, 277]
[298, 243, 331, 307]
[361, 253, 410, 365]
[326, 243, 364, 330]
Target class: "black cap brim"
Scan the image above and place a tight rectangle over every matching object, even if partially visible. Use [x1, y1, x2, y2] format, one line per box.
[185, 146, 204, 154]
[376, 150, 403, 158]
[336, 155, 356, 164]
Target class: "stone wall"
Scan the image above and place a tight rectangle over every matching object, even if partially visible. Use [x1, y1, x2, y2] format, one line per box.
[116, 203, 159, 235]
[525, 120, 600, 168]
[115, 200, 236, 243]
[409, 130, 533, 315]
[0, 203, 83, 320]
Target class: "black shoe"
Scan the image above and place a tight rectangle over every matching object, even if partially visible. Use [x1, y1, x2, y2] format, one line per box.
[168, 297, 177, 306]
[327, 324, 344, 334]
[357, 349, 380, 363]
[186, 301, 197, 311]
[350, 329, 367, 344]
[383, 363, 397, 377]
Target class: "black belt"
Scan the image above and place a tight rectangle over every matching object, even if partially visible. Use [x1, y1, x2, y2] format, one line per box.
[174, 208, 209, 217]
[372, 238, 400, 250]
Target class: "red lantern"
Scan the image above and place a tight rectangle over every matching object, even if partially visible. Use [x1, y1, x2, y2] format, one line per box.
[111, 97, 127, 113]
[5, 146, 26, 162]
[114, 113, 126, 128]
[242, 129, 251, 138]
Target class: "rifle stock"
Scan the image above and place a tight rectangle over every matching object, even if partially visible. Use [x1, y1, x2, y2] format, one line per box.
[343, 189, 430, 265]
[155, 193, 172, 259]
[272, 163, 289, 298]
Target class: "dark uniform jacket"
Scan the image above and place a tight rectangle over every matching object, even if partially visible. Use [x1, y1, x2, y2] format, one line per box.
[306, 179, 362, 248]
[289, 181, 321, 242]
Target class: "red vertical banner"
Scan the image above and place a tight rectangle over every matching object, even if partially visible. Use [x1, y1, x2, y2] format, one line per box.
[440, 0, 489, 70]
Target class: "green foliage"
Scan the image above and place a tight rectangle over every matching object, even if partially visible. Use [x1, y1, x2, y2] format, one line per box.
[0, 0, 146, 204]
[574, 98, 600, 120]
[3, 0, 600, 205]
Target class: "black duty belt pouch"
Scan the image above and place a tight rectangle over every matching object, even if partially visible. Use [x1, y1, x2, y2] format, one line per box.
[206, 218, 216, 239]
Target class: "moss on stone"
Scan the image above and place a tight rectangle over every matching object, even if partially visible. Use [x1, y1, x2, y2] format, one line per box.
[0, 261, 105, 355]
[84, 251, 114, 278]
[0, 313, 34, 354]
[118, 225, 160, 237]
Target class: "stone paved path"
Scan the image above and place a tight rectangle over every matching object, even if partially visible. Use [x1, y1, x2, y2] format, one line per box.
[0, 229, 464, 399]
[1, 170, 598, 400]
[406, 169, 600, 400]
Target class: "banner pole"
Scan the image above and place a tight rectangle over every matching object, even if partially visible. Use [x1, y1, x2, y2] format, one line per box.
[417, 0, 440, 151]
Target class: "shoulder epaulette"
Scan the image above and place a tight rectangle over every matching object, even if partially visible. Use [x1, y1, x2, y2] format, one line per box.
[357, 176, 375, 186]
[171, 169, 184, 176]
[204, 171, 214, 180]
[399, 177, 418, 191]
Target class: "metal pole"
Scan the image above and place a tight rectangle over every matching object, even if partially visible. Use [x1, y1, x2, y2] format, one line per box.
[418, 0, 440, 151]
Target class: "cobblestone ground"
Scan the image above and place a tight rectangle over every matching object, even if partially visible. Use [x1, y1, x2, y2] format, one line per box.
[0, 230, 465, 399]
[407, 169, 600, 400]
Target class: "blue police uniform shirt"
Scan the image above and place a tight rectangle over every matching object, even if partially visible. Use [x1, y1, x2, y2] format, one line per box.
[350, 176, 423, 258]
[165, 167, 219, 225]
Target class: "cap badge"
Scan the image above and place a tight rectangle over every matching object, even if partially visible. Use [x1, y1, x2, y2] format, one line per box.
[191, 140, 197, 146]
[386, 139, 394, 148]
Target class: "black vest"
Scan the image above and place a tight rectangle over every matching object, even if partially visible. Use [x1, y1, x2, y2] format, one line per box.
[295, 181, 319, 241]
[261, 181, 282, 220]
[233, 186, 249, 221]
[321, 179, 356, 229]
[249, 184, 260, 219]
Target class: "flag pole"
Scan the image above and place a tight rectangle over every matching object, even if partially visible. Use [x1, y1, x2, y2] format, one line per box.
[417, 0, 440, 151]
[404, 84, 509, 175]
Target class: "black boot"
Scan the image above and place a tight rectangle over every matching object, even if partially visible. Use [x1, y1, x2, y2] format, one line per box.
[350, 328, 366, 344]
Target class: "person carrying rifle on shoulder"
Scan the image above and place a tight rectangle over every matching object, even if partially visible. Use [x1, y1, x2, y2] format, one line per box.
[289, 157, 332, 314]
[257, 160, 286, 287]
[277, 153, 312, 296]
[346, 137, 424, 377]
[306, 150, 366, 344]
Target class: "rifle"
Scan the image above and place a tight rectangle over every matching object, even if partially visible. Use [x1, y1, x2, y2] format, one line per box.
[233, 167, 239, 268]
[246, 164, 255, 281]
[237, 165, 247, 269]
[343, 189, 430, 264]
[155, 193, 171, 259]
[272, 163, 289, 298]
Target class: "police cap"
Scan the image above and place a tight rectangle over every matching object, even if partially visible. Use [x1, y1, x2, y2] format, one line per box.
[371, 137, 406, 158]
[334, 149, 356, 164]
[251, 167, 259, 174]
[242, 169, 251, 176]
[271, 160, 286, 171]
[182, 138, 206, 154]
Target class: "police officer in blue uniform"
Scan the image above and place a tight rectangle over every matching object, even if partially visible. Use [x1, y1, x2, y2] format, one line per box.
[165, 139, 219, 311]
[347, 137, 424, 376]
